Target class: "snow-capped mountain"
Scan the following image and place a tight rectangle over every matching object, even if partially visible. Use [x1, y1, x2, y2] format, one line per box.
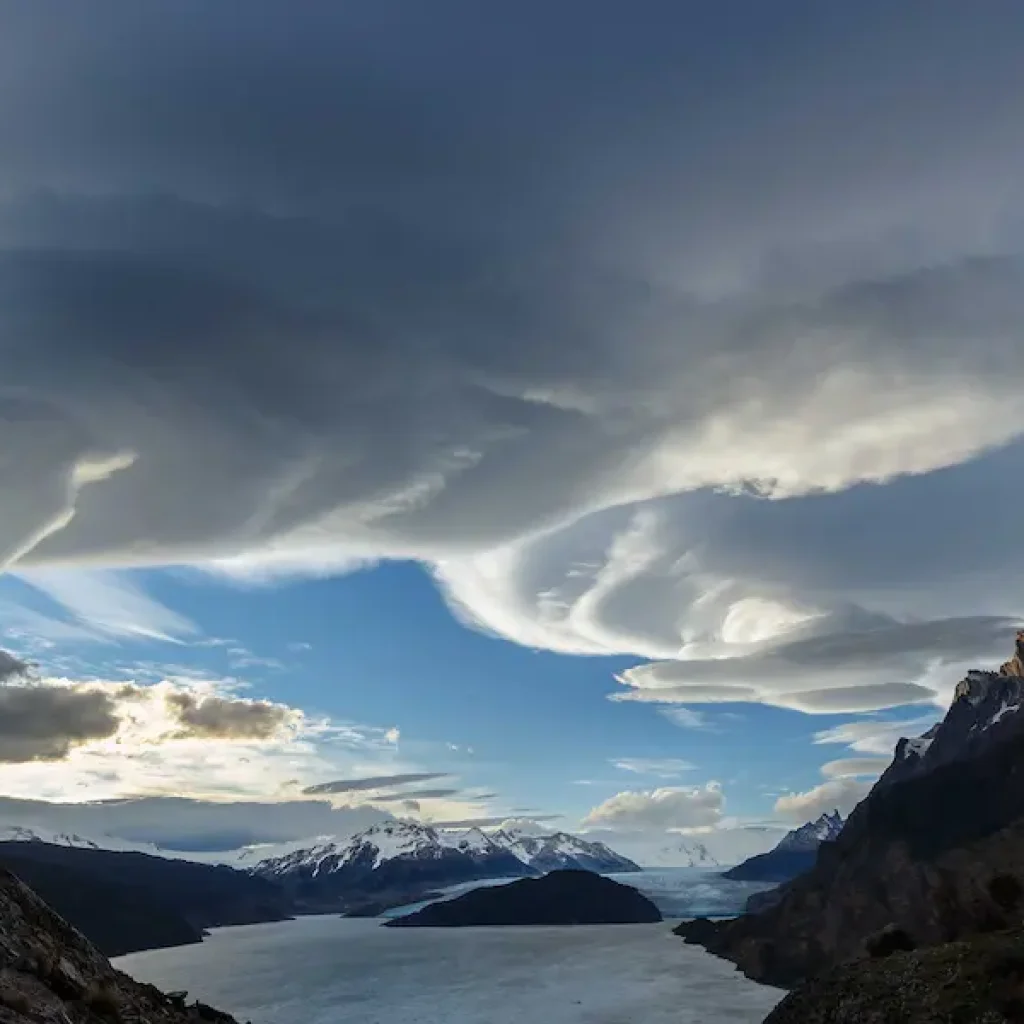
[250, 820, 640, 909]
[724, 812, 844, 883]
[488, 826, 640, 873]
[0, 825, 103, 849]
[637, 838, 721, 869]
[250, 821, 533, 908]
[0, 823, 189, 858]
[775, 811, 845, 853]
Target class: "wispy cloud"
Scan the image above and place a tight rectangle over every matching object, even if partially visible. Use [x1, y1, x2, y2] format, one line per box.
[611, 757, 696, 778]
[302, 773, 450, 795]
[659, 708, 711, 730]
[15, 569, 196, 642]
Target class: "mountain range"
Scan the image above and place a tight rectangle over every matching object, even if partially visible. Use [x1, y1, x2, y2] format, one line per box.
[677, 631, 1024, 989]
[250, 821, 639, 912]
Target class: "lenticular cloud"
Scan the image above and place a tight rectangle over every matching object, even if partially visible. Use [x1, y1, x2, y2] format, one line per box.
[2, 1, 1024, 712]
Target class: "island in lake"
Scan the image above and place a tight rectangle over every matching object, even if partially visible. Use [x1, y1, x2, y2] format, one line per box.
[384, 869, 662, 927]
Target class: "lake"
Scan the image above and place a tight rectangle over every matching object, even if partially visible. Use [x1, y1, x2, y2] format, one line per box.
[115, 869, 782, 1023]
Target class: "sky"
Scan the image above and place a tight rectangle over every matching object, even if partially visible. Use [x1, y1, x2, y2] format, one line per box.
[0, 0, 1023, 863]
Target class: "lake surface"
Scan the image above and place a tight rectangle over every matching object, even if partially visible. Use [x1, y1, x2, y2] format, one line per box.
[117, 915, 782, 1024]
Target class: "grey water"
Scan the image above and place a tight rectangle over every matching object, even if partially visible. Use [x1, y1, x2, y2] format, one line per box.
[116, 869, 783, 1024]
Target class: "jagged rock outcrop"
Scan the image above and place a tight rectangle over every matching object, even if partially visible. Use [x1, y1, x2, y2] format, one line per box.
[384, 869, 662, 927]
[880, 630, 1024, 790]
[763, 927, 1024, 1024]
[724, 812, 844, 884]
[676, 634, 1024, 989]
[0, 867, 239, 1023]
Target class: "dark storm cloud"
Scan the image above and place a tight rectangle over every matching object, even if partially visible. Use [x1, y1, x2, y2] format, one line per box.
[165, 691, 295, 740]
[0, 3, 1021, 713]
[302, 773, 450, 795]
[371, 788, 462, 802]
[0, 684, 121, 762]
[0, 650, 30, 682]
[0, 795, 392, 851]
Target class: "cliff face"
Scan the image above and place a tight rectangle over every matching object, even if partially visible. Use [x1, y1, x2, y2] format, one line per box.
[677, 634, 1024, 989]
[0, 867, 237, 1023]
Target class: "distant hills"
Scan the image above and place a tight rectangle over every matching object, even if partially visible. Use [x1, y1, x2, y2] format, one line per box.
[0, 839, 291, 957]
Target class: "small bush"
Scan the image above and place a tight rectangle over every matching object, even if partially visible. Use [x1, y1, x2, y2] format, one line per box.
[865, 924, 916, 959]
[990, 875, 1024, 913]
[83, 978, 122, 1021]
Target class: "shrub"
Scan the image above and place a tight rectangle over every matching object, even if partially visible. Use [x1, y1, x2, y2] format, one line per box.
[990, 874, 1024, 913]
[865, 924, 916, 959]
[83, 978, 122, 1020]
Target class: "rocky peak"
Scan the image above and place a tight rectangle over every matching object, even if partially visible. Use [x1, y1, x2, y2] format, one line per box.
[882, 634, 1024, 788]
[0, 867, 238, 1023]
[999, 629, 1024, 678]
[776, 811, 844, 853]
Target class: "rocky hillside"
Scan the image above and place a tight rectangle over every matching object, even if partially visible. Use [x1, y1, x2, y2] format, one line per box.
[724, 812, 844, 884]
[764, 926, 1024, 1024]
[0, 866, 238, 1023]
[677, 633, 1024, 989]
[384, 869, 662, 928]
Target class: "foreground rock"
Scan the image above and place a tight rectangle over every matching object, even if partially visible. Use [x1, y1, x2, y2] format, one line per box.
[384, 869, 661, 927]
[764, 927, 1024, 1023]
[0, 867, 239, 1023]
[679, 634, 1024, 988]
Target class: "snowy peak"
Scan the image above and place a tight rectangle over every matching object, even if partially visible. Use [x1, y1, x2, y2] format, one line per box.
[646, 838, 721, 868]
[251, 820, 639, 885]
[253, 821, 460, 878]
[0, 825, 102, 849]
[776, 811, 844, 853]
[489, 829, 640, 873]
[442, 827, 500, 857]
[999, 628, 1024, 679]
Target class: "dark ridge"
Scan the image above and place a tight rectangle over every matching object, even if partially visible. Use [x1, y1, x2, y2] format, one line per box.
[385, 869, 662, 928]
[0, 841, 291, 956]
